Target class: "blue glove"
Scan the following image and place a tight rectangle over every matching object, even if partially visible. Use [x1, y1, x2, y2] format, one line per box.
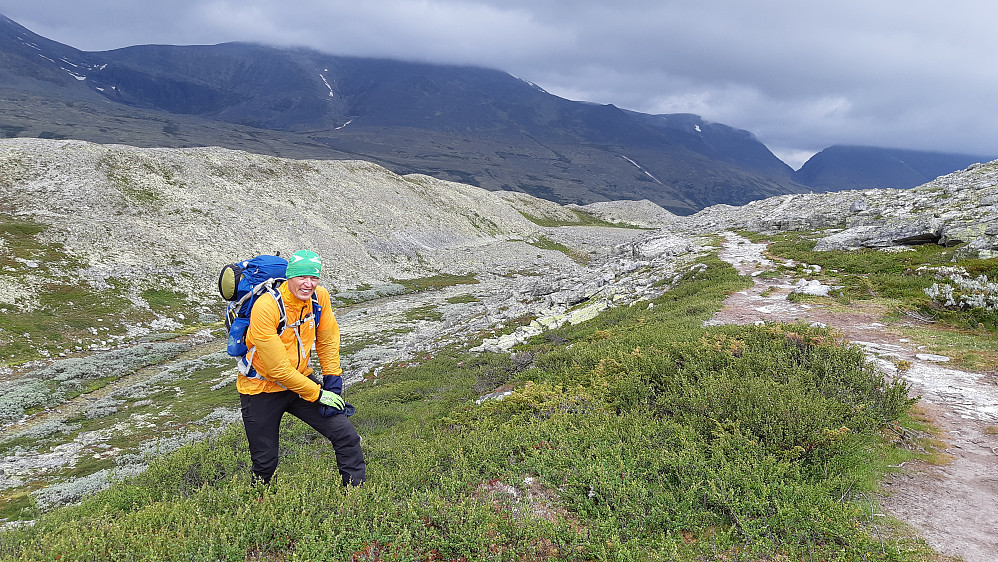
[317, 389, 345, 410]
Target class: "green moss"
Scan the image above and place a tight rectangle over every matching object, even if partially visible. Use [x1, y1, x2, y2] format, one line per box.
[0, 493, 35, 522]
[140, 288, 197, 319]
[518, 208, 643, 228]
[404, 305, 443, 322]
[97, 154, 163, 205]
[0, 214, 78, 268]
[0, 216, 204, 363]
[0, 217, 46, 238]
[395, 273, 479, 293]
[526, 235, 590, 264]
[0, 282, 126, 363]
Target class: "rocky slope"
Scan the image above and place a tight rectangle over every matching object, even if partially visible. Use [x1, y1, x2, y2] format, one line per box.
[0, 138, 542, 290]
[676, 160, 998, 257]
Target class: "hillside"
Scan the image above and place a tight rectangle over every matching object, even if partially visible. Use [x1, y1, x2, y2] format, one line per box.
[0, 138, 699, 532]
[0, 136, 705, 373]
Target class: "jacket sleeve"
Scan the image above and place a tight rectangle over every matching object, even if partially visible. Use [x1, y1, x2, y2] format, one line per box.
[247, 293, 322, 401]
[314, 287, 343, 380]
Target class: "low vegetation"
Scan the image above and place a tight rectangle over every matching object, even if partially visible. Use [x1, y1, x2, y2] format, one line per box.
[394, 273, 480, 294]
[517, 208, 627, 228]
[755, 230, 998, 369]
[0, 256, 929, 560]
[0, 344, 237, 522]
[526, 235, 591, 265]
[0, 213, 206, 365]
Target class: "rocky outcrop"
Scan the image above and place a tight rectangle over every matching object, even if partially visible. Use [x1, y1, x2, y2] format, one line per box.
[572, 199, 677, 228]
[812, 220, 943, 251]
[675, 161, 998, 257]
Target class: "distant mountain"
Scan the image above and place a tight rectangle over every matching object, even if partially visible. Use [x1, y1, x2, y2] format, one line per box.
[796, 146, 991, 191]
[0, 13, 810, 214]
[0, 13, 989, 212]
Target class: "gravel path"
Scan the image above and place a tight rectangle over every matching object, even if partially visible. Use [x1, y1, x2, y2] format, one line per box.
[710, 232, 998, 562]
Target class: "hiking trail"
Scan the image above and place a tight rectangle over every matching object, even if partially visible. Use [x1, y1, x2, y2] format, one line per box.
[711, 231, 998, 562]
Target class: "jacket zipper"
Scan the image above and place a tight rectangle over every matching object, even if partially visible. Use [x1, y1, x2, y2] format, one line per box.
[295, 304, 312, 369]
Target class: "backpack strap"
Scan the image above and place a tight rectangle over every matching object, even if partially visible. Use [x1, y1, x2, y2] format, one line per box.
[312, 292, 323, 329]
[237, 280, 289, 385]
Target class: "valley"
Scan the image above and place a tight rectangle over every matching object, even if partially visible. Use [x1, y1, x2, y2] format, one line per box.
[0, 138, 997, 559]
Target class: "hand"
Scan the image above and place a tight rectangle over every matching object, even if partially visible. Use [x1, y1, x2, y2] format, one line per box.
[318, 389, 345, 410]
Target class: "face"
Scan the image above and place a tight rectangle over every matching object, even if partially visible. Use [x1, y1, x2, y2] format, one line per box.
[287, 276, 319, 301]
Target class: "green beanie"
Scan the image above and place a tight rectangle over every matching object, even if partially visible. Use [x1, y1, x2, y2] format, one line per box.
[286, 249, 322, 279]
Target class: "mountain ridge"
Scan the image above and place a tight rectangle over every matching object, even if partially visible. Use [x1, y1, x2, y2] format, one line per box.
[0, 12, 993, 213]
[0, 13, 797, 213]
[796, 144, 988, 190]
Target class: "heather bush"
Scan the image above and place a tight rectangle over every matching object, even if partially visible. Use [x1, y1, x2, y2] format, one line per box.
[0, 379, 54, 424]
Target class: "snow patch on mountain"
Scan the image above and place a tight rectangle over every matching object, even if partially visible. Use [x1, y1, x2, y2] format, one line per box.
[318, 73, 334, 98]
[620, 155, 663, 185]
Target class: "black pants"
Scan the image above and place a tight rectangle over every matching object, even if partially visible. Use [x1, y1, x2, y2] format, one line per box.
[239, 390, 366, 486]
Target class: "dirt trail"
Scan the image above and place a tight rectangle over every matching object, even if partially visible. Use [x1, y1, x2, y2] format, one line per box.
[710, 232, 998, 562]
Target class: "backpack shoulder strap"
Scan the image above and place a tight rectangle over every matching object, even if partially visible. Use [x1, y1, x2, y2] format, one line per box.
[311, 292, 323, 329]
[263, 281, 288, 334]
[237, 280, 289, 387]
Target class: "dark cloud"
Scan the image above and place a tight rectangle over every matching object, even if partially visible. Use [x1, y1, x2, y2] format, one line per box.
[3, 0, 997, 168]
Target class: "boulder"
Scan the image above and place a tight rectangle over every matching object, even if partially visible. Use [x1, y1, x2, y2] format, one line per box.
[813, 220, 942, 251]
[791, 279, 833, 297]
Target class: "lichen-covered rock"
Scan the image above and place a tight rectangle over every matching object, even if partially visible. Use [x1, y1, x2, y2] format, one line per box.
[573, 199, 677, 228]
[813, 219, 943, 251]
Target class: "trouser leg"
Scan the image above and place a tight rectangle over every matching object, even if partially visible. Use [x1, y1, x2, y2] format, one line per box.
[287, 396, 366, 486]
[240, 392, 292, 484]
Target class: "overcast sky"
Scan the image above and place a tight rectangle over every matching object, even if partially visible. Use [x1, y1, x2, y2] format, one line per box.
[3, 0, 997, 169]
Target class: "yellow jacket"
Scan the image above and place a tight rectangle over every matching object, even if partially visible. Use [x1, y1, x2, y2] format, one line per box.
[236, 283, 341, 401]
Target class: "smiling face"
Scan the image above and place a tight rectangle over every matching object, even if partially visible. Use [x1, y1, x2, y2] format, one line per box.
[286, 275, 319, 301]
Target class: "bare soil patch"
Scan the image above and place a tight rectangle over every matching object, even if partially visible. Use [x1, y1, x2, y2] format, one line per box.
[711, 233, 998, 562]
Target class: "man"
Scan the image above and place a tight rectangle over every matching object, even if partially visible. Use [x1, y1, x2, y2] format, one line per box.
[237, 249, 365, 486]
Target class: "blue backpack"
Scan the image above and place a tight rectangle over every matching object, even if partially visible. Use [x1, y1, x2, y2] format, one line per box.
[218, 254, 323, 379]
